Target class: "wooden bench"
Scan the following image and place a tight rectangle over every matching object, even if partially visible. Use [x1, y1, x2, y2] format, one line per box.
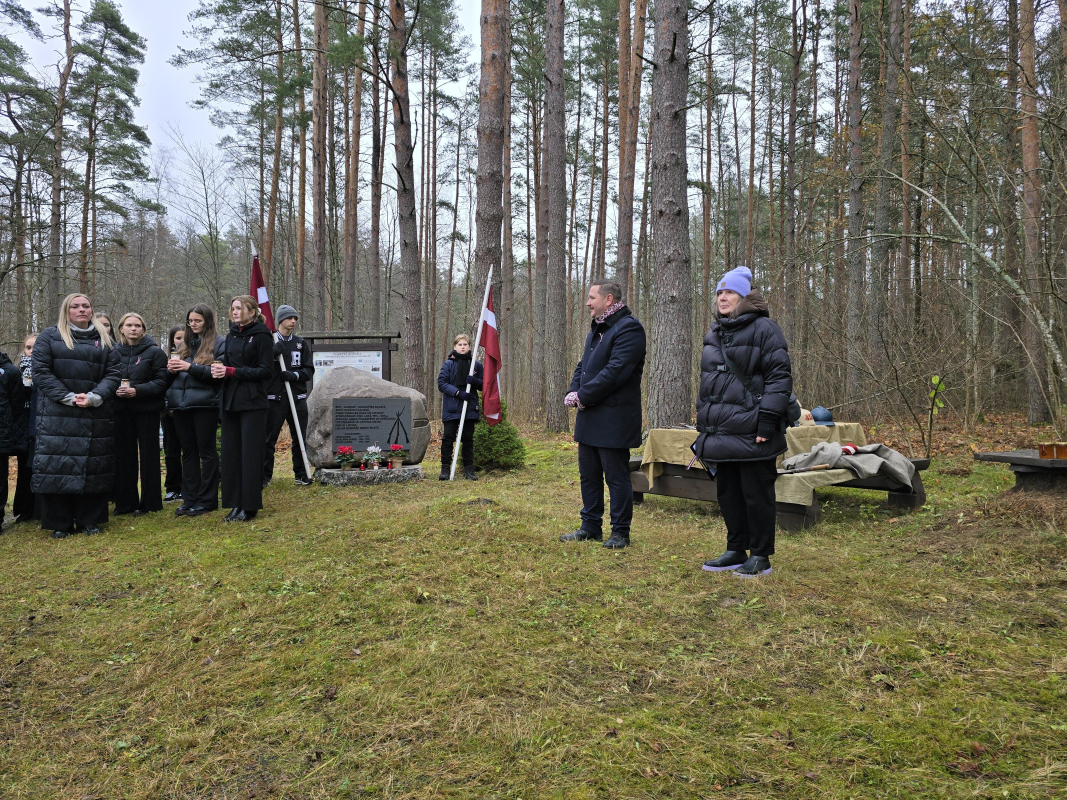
[629, 455, 929, 532]
[974, 449, 1067, 492]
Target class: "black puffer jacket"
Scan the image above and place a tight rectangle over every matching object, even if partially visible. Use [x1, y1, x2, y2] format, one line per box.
[694, 291, 793, 463]
[0, 352, 28, 454]
[221, 321, 274, 412]
[438, 351, 483, 421]
[31, 324, 120, 494]
[166, 336, 225, 412]
[115, 335, 170, 414]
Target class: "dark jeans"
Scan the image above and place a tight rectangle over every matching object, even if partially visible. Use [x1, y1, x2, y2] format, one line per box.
[173, 409, 219, 510]
[161, 413, 182, 494]
[716, 458, 778, 557]
[221, 408, 268, 511]
[114, 411, 163, 514]
[264, 398, 309, 482]
[441, 418, 475, 471]
[578, 443, 633, 538]
[39, 492, 108, 533]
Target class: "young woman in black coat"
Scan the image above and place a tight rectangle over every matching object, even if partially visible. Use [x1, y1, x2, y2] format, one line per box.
[113, 313, 170, 516]
[166, 304, 224, 517]
[12, 334, 37, 522]
[695, 267, 793, 578]
[160, 325, 184, 502]
[216, 295, 274, 522]
[31, 293, 120, 538]
[0, 345, 29, 523]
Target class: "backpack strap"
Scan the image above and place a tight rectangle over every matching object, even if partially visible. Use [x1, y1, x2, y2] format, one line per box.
[719, 333, 761, 408]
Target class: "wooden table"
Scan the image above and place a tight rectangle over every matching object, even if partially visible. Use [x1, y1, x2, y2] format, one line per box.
[974, 449, 1067, 492]
[630, 426, 928, 531]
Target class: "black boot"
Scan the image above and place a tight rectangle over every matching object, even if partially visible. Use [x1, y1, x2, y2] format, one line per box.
[559, 529, 602, 542]
[440, 439, 455, 481]
[463, 465, 478, 481]
[702, 550, 748, 572]
[603, 533, 631, 549]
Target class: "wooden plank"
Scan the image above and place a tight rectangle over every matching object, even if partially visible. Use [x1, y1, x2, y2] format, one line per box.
[974, 450, 1067, 469]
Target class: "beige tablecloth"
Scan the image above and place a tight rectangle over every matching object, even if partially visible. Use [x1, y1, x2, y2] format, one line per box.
[639, 424, 867, 505]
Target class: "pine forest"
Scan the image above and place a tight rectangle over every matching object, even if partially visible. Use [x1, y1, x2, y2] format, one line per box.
[1, 0, 1065, 436]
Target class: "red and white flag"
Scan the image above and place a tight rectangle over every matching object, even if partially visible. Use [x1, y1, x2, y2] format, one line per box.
[480, 288, 502, 426]
[250, 255, 276, 331]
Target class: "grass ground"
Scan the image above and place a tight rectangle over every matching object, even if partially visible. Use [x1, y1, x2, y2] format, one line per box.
[0, 430, 1065, 799]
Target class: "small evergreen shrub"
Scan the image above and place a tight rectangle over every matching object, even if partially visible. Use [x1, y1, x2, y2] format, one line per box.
[473, 400, 527, 471]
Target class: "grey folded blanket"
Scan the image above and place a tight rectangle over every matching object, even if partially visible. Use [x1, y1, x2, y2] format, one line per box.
[781, 441, 916, 487]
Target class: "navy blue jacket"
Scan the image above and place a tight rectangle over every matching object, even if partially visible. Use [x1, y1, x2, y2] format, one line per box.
[568, 305, 646, 449]
[438, 351, 483, 422]
[694, 292, 793, 462]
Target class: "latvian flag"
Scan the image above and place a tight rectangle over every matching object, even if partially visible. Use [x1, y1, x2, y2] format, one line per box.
[250, 254, 276, 331]
[480, 288, 503, 425]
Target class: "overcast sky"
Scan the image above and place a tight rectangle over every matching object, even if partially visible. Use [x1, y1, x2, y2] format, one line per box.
[16, 0, 482, 151]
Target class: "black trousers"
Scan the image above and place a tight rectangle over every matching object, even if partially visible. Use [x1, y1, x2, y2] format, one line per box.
[114, 411, 163, 514]
[12, 441, 35, 520]
[264, 398, 309, 482]
[173, 409, 219, 510]
[578, 443, 633, 538]
[39, 492, 108, 533]
[161, 413, 182, 494]
[441, 418, 474, 470]
[716, 458, 778, 557]
[221, 407, 268, 511]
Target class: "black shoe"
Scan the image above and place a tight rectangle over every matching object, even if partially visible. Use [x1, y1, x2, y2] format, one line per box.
[235, 509, 257, 522]
[164, 492, 181, 502]
[463, 466, 478, 481]
[83, 526, 102, 536]
[559, 529, 603, 542]
[51, 530, 71, 539]
[439, 470, 449, 481]
[223, 508, 241, 522]
[184, 506, 210, 517]
[734, 556, 772, 578]
[175, 505, 191, 517]
[262, 481, 271, 490]
[603, 533, 631, 549]
[295, 477, 312, 486]
[702, 550, 748, 572]
[132, 510, 146, 517]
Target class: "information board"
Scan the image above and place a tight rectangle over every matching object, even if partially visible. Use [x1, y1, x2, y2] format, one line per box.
[314, 349, 383, 382]
[332, 397, 412, 452]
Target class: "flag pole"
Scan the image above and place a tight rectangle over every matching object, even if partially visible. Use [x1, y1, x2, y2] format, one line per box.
[450, 266, 493, 481]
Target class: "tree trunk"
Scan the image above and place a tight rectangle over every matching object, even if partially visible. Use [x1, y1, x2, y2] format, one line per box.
[311, 1, 329, 330]
[745, 0, 759, 268]
[292, 0, 308, 313]
[544, 0, 568, 432]
[501, 1, 515, 395]
[1020, 0, 1049, 423]
[369, 2, 384, 329]
[784, 0, 806, 345]
[845, 0, 866, 408]
[49, 0, 75, 318]
[648, 0, 692, 429]
[474, 0, 507, 313]
[345, 0, 368, 328]
[869, 0, 902, 364]
[390, 0, 424, 393]
[263, 0, 286, 288]
[617, 0, 648, 301]
[531, 101, 546, 414]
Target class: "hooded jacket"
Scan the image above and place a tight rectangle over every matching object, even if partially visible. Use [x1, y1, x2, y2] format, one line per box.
[221, 320, 275, 412]
[115, 335, 171, 414]
[568, 305, 646, 449]
[267, 333, 314, 402]
[694, 291, 793, 463]
[438, 351, 483, 422]
[31, 324, 120, 494]
[165, 336, 225, 412]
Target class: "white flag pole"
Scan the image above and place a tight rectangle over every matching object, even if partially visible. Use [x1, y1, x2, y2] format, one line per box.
[450, 266, 493, 480]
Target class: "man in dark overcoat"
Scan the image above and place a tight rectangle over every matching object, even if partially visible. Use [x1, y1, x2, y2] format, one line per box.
[560, 279, 646, 549]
